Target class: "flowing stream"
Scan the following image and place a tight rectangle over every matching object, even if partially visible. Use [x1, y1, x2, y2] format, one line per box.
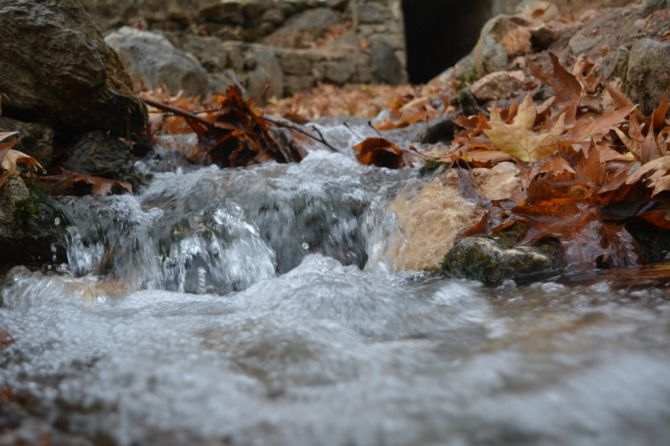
[1, 124, 669, 445]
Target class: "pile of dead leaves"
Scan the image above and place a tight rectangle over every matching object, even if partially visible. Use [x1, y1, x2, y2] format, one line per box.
[265, 82, 449, 124]
[353, 53, 670, 270]
[144, 85, 305, 167]
[440, 54, 670, 269]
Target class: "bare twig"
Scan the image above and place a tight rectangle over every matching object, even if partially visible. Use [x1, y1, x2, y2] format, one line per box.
[142, 97, 215, 130]
[264, 116, 338, 152]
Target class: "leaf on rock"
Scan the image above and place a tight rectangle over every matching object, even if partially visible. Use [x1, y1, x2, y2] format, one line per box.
[353, 137, 406, 168]
[529, 52, 581, 124]
[0, 131, 19, 188]
[0, 132, 45, 188]
[38, 168, 132, 196]
[483, 95, 566, 162]
[144, 86, 306, 168]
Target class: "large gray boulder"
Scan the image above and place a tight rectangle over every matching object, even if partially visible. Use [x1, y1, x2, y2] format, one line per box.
[105, 27, 210, 97]
[0, 0, 147, 136]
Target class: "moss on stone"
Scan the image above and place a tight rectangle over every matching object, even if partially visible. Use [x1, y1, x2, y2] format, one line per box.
[418, 159, 449, 177]
[442, 235, 562, 286]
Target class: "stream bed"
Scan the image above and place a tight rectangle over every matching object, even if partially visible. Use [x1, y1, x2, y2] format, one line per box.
[1, 127, 669, 445]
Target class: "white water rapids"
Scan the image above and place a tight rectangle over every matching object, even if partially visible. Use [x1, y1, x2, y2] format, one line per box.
[1, 124, 669, 445]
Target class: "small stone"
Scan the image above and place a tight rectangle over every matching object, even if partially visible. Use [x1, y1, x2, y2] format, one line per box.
[470, 70, 526, 102]
[443, 237, 560, 286]
[355, 2, 389, 24]
[199, 2, 245, 25]
[324, 59, 356, 84]
[370, 38, 405, 85]
[474, 15, 531, 77]
[624, 38, 670, 115]
[246, 49, 284, 101]
[279, 51, 313, 76]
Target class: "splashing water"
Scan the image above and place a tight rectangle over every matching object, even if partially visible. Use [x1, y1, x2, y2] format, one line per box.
[1, 131, 670, 446]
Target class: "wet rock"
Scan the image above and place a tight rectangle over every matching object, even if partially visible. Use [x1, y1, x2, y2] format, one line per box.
[0, 118, 53, 167]
[0, 177, 65, 267]
[105, 27, 210, 97]
[472, 162, 521, 200]
[473, 15, 531, 77]
[0, 0, 147, 136]
[370, 38, 405, 85]
[61, 131, 135, 177]
[383, 163, 520, 272]
[383, 172, 486, 272]
[624, 38, 670, 115]
[443, 236, 561, 285]
[470, 70, 526, 102]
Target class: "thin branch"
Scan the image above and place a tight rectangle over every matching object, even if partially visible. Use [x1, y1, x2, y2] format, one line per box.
[264, 116, 338, 152]
[141, 97, 215, 130]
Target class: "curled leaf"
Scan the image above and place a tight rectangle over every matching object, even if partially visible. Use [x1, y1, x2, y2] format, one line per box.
[353, 137, 406, 169]
[0, 132, 45, 188]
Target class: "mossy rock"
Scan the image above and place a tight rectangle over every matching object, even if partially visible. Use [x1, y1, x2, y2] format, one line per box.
[442, 236, 562, 286]
[0, 177, 67, 267]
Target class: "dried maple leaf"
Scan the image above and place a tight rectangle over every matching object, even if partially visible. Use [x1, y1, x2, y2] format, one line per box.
[38, 168, 132, 196]
[353, 137, 406, 169]
[484, 95, 566, 162]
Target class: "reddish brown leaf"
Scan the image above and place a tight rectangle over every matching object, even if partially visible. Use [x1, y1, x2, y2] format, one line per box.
[651, 91, 669, 132]
[569, 104, 634, 142]
[38, 168, 132, 196]
[638, 210, 670, 230]
[529, 52, 581, 124]
[353, 137, 406, 169]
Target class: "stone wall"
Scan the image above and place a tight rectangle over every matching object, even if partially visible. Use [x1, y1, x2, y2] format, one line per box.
[79, 0, 407, 100]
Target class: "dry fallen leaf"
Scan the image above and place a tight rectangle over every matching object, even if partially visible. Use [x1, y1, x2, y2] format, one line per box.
[38, 168, 132, 196]
[353, 137, 406, 169]
[0, 131, 44, 188]
[626, 155, 670, 196]
[484, 95, 566, 162]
